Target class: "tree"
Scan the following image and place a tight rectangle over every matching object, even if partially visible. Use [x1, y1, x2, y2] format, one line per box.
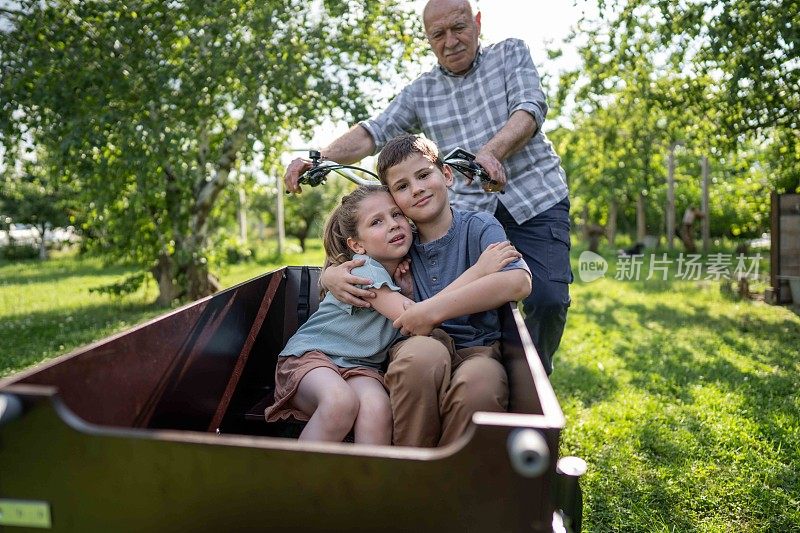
[555, 0, 797, 245]
[252, 173, 353, 253]
[0, 148, 76, 259]
[594, 0, 800, 190]
[0, 0, 424, 303]
[554, 23, 684, 245]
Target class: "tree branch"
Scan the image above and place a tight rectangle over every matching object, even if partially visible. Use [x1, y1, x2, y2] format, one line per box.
[189, 106, 256, 241]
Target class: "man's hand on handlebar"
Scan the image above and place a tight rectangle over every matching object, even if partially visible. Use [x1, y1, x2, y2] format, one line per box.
[284, 157, 314, 194]
[474, 149, 507, 193]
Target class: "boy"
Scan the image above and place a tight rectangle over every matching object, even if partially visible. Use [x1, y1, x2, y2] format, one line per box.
[323, 134, 531, 447]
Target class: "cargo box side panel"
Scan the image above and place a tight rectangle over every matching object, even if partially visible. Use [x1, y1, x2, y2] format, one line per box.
[500, 304, 562, 419]
[6, 271, 284, 431]
[0, 393, 556, 533]
[145, 271, 284, 431]
[501, 304, 542, 416]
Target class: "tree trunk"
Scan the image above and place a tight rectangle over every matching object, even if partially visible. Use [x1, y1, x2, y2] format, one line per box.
[298, 229, 308, 252]
[637, 192, 647, 243]
[701, 156, 710, 253]
[666, 143, 677, 250]
[581, 204, 590, 241]
[152, 253, 180, 306]
[607, 199, 618, 246]
[36, 224, 48, 260]
[276, 175, 286, 256]
[172, 106, 255, 302]
[238, 187, 247, 242]
[185, 260, 221, 301]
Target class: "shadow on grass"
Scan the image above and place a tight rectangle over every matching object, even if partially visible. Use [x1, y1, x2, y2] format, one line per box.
[589, 463, 699, 533]
[569, 288, 800, 531]
[550, 357, 621, 408]
[1, 301, 166, 377]
[0, 259, 138, 286]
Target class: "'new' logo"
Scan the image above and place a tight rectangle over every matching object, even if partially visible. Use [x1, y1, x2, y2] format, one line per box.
[578, 251, 607, 282]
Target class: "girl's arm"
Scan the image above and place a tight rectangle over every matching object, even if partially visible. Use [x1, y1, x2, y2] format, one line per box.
[369, 286, 414, 322]
[438, 241, 521, 296]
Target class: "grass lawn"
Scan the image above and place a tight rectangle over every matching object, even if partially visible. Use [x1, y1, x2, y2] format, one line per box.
[554, 245, 799, 532]
[1, 241, 798, 531]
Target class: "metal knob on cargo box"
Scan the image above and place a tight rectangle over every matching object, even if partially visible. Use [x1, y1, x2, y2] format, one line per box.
[0, 393, 23, 426]
[507, 428, 550, 477]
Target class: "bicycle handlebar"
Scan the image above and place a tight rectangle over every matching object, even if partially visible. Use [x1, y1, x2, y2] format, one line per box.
[297, 149, 378, 188]
[295, 148, 503, 193]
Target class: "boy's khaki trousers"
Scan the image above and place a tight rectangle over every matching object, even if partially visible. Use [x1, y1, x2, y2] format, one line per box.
[385, 329, 509, 447]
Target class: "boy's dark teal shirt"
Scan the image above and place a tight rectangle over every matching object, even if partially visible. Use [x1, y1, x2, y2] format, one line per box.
[409, 208, 530, 350]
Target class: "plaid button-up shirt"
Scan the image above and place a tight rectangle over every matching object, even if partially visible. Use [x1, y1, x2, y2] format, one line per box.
[361, 39, 569, 224]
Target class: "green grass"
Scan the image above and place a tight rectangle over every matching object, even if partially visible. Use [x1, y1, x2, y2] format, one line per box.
[0, 242, 325, 377]
[554, 244, 799, 532]
[1, 240, 798, 531]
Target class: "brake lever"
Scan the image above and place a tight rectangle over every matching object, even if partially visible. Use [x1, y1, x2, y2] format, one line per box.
[298, 166, 331, 187]
[443, 147, 504, 193]
[447, 160, 504, 193]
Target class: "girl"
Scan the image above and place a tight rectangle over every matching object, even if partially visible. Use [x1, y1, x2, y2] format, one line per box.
[265, 184, 520, 444]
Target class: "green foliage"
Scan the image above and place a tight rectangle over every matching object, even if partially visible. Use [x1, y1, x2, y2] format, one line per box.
[253, 175, 354, 252]
[0, 0, 424, 302]
[557, 0, 799, 242]
[214, 234, 255, 265]
[88, 272, 148, 298]
[598, 0, 799, 139]
[0, 147, 78, 258]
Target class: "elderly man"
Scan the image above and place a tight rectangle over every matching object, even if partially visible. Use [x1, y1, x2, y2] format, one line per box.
[284, 0, 571, 376]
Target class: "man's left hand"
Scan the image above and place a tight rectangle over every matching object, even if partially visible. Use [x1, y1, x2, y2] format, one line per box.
[474, 149, 507, 192]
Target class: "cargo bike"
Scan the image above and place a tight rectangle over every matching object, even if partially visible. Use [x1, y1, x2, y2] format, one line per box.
[0, 151, 585, 532]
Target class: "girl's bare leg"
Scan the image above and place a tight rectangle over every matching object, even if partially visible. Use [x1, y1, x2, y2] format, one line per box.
[292, 367, 359, 442]
[346, 376, 392, 445]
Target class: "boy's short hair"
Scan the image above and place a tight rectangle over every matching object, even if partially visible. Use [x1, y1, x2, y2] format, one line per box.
[377, 134, 443, 185]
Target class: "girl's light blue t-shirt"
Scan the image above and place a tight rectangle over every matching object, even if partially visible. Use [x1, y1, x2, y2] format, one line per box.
[278, 254, 403, 370]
